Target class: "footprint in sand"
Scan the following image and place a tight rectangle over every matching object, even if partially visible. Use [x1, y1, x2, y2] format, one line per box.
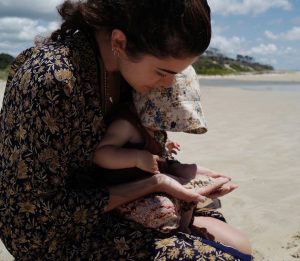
[285, 232, 300, 259]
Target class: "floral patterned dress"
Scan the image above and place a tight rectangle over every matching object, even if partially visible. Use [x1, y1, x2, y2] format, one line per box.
[0, 31, 252, 260]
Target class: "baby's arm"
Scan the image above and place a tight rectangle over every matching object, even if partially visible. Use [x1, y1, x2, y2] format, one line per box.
[94, 119, 160, 174]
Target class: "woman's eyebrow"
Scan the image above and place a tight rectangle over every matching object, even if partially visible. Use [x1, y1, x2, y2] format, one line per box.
[157, 67, 178, 75]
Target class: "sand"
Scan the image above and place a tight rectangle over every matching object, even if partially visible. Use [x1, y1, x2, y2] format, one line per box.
[168, 74, 300, 260]
[1, 72, 300, 260]
[0, 81, 5, 110]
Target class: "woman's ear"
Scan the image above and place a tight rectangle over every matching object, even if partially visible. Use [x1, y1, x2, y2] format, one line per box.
[111, 29, 127, 58]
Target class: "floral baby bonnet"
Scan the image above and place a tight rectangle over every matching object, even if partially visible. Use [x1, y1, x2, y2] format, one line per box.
[132, 65, 207, 134]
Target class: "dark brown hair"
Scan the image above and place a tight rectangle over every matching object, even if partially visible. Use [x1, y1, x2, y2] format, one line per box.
[51, 0, 211, 58]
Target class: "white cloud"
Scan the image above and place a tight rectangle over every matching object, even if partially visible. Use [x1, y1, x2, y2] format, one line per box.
[0, 0, 63, 20]
[211, 20, 229, 34]
[247, 43, 278, 55]
[284, 27, 300, 41]
[0, 17, 59, 42]
[264, 27, 300, 41]
[210, 32, 280, 66]
[265, 30, 278, 40]
[209, 0, 292, 15]
[0, 17, 59, 56]
[0, 0, 61, 55]
[210, 35, 246, 56]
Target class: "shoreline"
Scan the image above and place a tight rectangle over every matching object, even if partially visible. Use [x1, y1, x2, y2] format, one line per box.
[198, 70, 300, 82]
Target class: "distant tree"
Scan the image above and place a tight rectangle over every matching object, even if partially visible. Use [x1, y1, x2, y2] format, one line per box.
[0, 53, 14, 70]
[236, 54, 243, 61]
[236, 54, 254, 63]
[204, 47, 224, 57]
[245, 55, 254, 63]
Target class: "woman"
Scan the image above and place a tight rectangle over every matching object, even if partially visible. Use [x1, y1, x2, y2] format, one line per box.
[0, 0, 252, 260]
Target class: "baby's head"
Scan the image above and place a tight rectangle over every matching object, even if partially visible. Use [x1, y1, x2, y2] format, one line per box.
[132, 66, 207, 134]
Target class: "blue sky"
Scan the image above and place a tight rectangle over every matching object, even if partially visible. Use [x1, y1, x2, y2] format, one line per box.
[210, 0, 300, 70]
[0, 0, 299, 70]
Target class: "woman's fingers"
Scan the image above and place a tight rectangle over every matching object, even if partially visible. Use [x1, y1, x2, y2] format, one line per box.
[154, 174, 237, 203]
[195, 178, 229, 196]
[211, 173, 232, 180]
[205, 183, 238, 199]
[155, 174, 206, 202]
[197, 166, 232, 180]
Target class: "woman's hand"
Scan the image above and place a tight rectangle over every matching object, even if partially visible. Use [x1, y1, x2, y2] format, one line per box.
[106, 174, 234, 212]
[196, 178, 238, 199]
[106, 173, 209, 211]
[154, 174, 207, 202]
[154, 174, 233, 203]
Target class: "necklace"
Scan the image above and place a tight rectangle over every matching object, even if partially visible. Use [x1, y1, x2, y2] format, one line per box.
[103, 70, 114, 115]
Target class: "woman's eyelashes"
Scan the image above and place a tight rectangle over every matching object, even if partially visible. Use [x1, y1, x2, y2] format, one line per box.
[156, 70, 167, 78]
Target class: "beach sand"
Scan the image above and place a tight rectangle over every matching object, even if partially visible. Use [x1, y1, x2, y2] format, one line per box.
[1, 73, 300, 260]
[168, 80, 300, 260]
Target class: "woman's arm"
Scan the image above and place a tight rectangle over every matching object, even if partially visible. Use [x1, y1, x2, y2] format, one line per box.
[105, 174, 197, 211]
[105, 173, 232, 211]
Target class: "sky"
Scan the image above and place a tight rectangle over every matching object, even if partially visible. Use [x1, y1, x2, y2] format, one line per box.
[0, 0, 300, 71]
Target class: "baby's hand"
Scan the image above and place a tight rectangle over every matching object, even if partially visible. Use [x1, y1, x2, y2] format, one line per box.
[136, 151, 161, 174]
[165, 139, 181, 155]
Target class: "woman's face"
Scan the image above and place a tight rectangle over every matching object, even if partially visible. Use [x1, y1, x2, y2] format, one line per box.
[118, 55, 197, 93]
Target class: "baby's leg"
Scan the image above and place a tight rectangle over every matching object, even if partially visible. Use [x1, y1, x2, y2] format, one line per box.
[192, 216, 252, 255]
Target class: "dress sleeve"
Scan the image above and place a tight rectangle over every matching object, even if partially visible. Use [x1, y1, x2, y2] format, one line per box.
[0, 45, 109, 230]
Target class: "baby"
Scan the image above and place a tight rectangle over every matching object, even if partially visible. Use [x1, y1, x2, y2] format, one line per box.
[93, 66, 235, 233]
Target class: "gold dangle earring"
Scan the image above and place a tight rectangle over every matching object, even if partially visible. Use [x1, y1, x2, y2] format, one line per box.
[112, 47, 120, 57]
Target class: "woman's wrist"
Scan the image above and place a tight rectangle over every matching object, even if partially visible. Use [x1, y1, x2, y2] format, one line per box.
[106, 175, 161, 212]
[151, 174, 165, 192]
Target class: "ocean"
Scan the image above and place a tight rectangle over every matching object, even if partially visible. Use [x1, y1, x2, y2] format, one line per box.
[199, 78, 300, 91]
